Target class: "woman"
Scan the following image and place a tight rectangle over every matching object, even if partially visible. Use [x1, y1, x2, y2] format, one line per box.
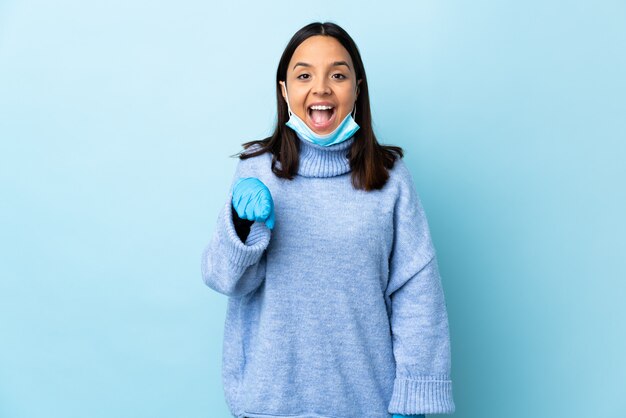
[201, 22, 455, 418]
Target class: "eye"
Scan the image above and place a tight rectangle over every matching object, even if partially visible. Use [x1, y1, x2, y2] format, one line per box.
[297, 74, 310, 80]
[333, 74, 347, 79]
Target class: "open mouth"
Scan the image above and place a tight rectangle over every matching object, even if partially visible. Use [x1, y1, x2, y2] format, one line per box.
[307, 105, 336, 131]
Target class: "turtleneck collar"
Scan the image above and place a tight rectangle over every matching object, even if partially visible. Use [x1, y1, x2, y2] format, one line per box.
[295, 131, 355, 178]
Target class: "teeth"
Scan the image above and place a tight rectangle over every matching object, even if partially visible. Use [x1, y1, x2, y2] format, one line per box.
[309, 105, 334, 110]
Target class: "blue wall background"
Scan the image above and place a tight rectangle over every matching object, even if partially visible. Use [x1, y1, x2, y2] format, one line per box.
[1, 1, 625, 417]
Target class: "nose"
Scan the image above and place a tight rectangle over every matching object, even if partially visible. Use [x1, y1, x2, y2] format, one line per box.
[312, 78, 331, 95]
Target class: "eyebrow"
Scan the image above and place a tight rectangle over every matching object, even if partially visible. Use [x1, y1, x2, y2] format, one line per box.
[293, 61, 351, 71]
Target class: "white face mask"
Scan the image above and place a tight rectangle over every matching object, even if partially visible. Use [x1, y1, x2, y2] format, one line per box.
[281, 81, 360, 147]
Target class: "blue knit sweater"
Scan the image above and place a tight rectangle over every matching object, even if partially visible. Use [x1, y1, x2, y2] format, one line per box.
[201, 132, 455, 418]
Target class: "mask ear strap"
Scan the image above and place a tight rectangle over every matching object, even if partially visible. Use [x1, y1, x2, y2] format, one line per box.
[352, 83, 359, 119]
[281, 81, 292, 117]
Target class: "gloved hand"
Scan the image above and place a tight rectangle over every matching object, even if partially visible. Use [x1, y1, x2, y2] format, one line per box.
[392, 415, 425, 418]
[231, 177, 275, 229]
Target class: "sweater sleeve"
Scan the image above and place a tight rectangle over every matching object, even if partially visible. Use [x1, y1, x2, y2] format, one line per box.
[200, 156, 272, 298]
[385, 161, 455, 415]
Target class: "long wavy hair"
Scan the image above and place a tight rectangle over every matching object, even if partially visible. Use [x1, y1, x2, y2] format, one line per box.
[233, 21, 404, 191]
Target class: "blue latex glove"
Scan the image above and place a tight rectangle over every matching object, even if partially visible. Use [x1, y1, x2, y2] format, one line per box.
[392, 415, 425, 418]
[232, 177, 275, 229]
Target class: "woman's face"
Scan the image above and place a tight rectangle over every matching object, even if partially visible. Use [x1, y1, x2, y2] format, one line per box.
[280, 35, 361, 135]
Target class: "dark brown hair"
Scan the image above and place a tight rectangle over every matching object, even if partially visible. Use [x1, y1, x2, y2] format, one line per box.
[233, 21, 404, 191]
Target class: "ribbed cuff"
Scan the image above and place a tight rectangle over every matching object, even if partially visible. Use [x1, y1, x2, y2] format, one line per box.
[221, 197, 271, 267]
[388, 378, 455, 415]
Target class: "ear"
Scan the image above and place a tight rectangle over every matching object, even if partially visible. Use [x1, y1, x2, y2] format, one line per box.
[356, 79, 362, 96]
[279, 81, 286, 99]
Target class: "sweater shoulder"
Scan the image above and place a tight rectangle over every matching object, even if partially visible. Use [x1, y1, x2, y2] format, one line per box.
[387, 155, 416, 192]
[385, 156, 429, 218]
[232, 142, 273, 180]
